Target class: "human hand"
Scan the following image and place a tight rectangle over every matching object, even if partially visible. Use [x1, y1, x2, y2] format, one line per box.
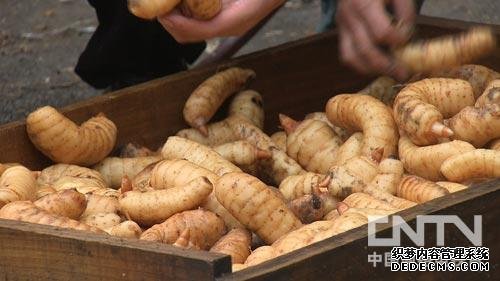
[336, 0, 416, 81]
[158, 0, 284, 43]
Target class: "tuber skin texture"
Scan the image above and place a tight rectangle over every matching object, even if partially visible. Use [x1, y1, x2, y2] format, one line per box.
[0, 163, 21, 177]
[228, 117, 305, 185]
[270, 131, 287, 152]
[119, 176, 213, 226]
[280, 115, 342, 174]
[106, 220, 142, 239]
[81, 194, 120, 218]
[128, 0, 181, 20]
[140, 209, 226, 250]
[362, 183, 417, 210]
[80, 212, 122, 230]
[34, 189, 87, 220]
[278, 172, 325, 201]
[394, 27, 496, 74]
[0, 201, 104, 234]
[476, 79, 500, 106]
[447, 104, 500, 148]
[343, 193, 397, 210]
[26, 106, 117, 166]
[215, 172, 302, 244]
[131, 162, 158, 192]
[244, 246, 278, 267]
[0, 166, 37, 208]
[440, 149, 500, 182]
[393, 78, 475, 145]
[398, 135, 475, 181]
[93, 156, 161, 189]
[177, 91, 265, 146]
[326, 94, 398, 158]
[370, 157, 404, 195]
[288, 194, 333, 224]
[210, 228, 252, 264]
[180, 0, 221, 20]
[333, 132, 363, 166]
[359, 76, 398, 106]
[304, 112, 350, 141]
[119, 142, 158, 158]
[161, 136, 241, 176]
[397, 175, 449, 203]
[433, 64, 500, 99]
[213, 141, 271, 166]
[150, 159, 243, 229]
[436, 181, 468, 193]
[38, 164, 107, 188]
[183, 67, 255, 135]
[52, 177, 119, 198]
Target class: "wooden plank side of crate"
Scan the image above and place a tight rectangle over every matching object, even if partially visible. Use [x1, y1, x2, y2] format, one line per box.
[0, 219, 231, 281]
[220, 179, 499, 281]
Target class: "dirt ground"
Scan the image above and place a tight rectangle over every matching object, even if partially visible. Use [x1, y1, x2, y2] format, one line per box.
[0, 0, 499, 124]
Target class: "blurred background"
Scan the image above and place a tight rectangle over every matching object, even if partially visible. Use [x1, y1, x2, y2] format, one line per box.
[0, 0, 499, 124]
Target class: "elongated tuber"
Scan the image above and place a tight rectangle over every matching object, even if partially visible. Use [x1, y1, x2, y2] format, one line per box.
[81, 194, 120, 218]
[326, 94, 398, 158]
[119, 176, 212, 226]
[440, 149, 500, 182]
[0, 166, 37, 208]
[150, 159, 243, 229]
[280, 115, 342, 173]
[26, 106, 117, 166]
[213, 141, 271, 166]
[161, 136, 241, 176]
[93, 156, 161, 189]
[394, 27, 496, 73]
[34, 189, 86, 220]
[394, 78, 475, 145]
[399, 135, 475, 181]
[244, 246, 278, 267]
[140, 209, 226, 250]
[210, 228, 252, 264]
[0, 201, 103, 234]
[397, 175, 449, 203]
[215, 172, 302, 244]
[183, 67, 255, 135]
[433, 64, 500, 99]
[447, 104, 500, 148]
[38, 164, 107, 188]
[177, 91, 265, 146]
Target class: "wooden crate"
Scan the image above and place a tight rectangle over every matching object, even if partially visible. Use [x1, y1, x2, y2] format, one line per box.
[0, 16, 498, 281]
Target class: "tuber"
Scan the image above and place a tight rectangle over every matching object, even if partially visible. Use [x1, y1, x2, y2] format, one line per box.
[440, 149, 500, 182]
[0, 166, 37, 208]
[93, 156, 161, 189]
[210, 228, 252, 264]
[397, 175, 449, 203]
[26, 106, 117, 166]
[34, 189, 86, 220]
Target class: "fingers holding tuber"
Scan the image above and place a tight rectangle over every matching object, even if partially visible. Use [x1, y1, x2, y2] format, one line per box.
[394, 27, 496, 74]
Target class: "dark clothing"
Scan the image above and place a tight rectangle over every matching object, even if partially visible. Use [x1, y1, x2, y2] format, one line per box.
[75, 0, 206, 90]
